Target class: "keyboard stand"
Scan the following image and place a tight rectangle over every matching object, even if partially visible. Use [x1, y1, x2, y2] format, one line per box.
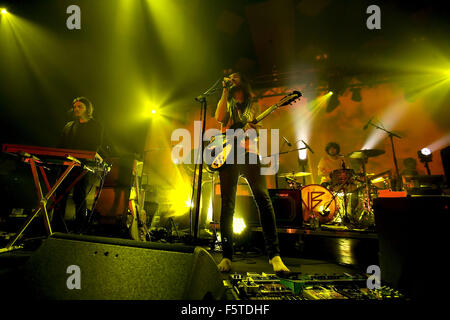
[0, 154, 85, 253]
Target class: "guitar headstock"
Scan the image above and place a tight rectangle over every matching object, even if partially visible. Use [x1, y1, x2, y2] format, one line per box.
[278, 90, 302, 108]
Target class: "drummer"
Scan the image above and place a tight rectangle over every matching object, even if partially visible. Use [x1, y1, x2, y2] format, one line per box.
[317, 142, 348, 186]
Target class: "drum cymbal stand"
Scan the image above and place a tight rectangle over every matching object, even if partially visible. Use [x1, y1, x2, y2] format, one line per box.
[366, 119, 402, 190]
[322, 175, 354, 225]
[356, 155, 374, 227]
[261, 146, 307, 189]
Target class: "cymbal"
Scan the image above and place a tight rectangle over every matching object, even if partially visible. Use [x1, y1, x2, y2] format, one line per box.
[348, 149, 385, 159]
[278, 172, 312, 178]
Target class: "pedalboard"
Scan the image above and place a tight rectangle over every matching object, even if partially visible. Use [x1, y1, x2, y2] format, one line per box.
[227, 272, 406, 301]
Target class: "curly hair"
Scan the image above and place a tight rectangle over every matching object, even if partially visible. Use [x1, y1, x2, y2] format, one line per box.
[325, 142, 340, 155]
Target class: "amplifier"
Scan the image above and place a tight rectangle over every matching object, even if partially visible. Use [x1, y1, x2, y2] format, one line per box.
[268, 189, 302, 227]
[214, 187, 302, 228]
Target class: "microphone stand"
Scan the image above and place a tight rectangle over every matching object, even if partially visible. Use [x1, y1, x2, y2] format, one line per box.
[368, 121, 402, 191]
[275, 140, 289, 189]
[261, 146, 308, 158]
[189, 78, 222, 243]
[262, 147, 307, 189]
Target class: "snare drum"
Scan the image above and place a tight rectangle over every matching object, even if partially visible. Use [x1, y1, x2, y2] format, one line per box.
[300, 184, 337, 224]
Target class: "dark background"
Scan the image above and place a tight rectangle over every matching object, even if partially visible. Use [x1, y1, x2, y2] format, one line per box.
[0, 0, 448, 155]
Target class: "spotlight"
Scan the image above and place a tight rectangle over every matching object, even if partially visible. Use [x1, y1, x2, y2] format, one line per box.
[1, 8, 7, 14]
[419, 147, 431, 157]
[326, 93, 340, 112]
[151, 109, 156, 114]
[298, 141, 308, 162]
[233, 217, 246, 234]
[417, 148, 432, 175]
[328, 91, 333, 95]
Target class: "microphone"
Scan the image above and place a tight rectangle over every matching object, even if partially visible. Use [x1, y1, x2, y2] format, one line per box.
[301, 140, 314, 154]
[363, 117, 374, 130]
[282, 136, 292, 147]
[223, 77, 232, 88]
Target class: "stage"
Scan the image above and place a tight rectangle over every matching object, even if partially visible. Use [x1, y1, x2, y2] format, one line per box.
[0, 0, 449, 309]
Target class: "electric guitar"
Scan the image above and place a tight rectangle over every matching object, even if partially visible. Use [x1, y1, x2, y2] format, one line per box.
[206, 90, 302, 171]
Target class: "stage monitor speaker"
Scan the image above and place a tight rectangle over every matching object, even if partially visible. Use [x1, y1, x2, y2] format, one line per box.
[373, 196, 450, 300]
[21, 233, 225, 300]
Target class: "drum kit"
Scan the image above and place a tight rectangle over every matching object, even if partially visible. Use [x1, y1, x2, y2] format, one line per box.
[279, 148, 387, 230]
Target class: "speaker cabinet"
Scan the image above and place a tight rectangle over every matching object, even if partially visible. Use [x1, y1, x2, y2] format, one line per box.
[214, 186, 302, 228]
[21, 233, 225, 300]
[373, 196, 450, 300]
[268, 189, 302, 227]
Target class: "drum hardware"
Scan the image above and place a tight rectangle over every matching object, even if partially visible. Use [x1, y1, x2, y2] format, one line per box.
[322, 170, 357, 226]
[284, 176, 302, 189]
[278, 172, 312, 178]
[348, 149, 385, 159]
[345, 149, 385, 229]
[279, 171, 311, 190]
[261, 146, 309, 188]
[363, 118, 402, 190]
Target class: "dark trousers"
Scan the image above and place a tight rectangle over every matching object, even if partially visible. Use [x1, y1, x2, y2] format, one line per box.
[218, 154, 280, 260]
[52, 168, 90, 232]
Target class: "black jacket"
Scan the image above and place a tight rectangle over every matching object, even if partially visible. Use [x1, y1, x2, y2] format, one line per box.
[58, 118, 103, 152]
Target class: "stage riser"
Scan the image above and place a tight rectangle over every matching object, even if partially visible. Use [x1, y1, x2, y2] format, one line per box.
[374, 196, 450, 300]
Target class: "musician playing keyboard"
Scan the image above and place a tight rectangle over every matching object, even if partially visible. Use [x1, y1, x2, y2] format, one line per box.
[52, 97, 103, 233]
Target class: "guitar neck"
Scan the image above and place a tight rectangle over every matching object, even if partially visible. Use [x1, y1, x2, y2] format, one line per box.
[254, 103, 279, 124]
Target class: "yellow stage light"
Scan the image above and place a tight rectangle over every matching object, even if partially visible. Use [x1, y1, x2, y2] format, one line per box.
[1, 9, 7, 15]
[328, 91, 333, 95]
[151, 109, 156, 114]
[233, 217, 246, 234]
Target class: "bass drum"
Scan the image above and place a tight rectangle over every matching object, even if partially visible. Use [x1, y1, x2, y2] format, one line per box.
[300, 184, 337, 224]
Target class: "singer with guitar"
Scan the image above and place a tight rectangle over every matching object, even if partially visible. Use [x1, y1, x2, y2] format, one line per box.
[214, 72, 290, 274]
